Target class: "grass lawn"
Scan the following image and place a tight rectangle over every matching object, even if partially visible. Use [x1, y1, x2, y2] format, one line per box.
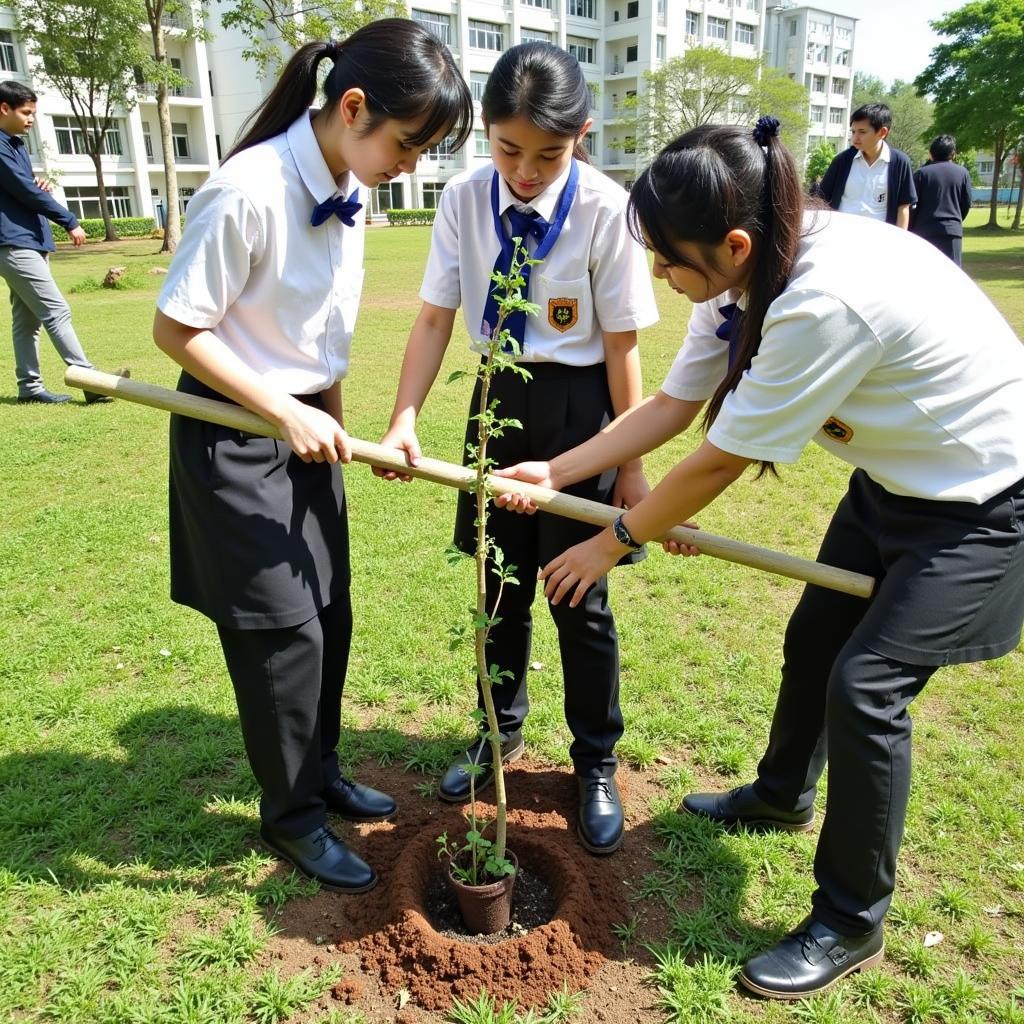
[0, 213, 1021, 1024]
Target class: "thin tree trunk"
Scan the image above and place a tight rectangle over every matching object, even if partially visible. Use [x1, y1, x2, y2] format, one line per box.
[150, 13, 180, 253]
[987, 131, 1006, 229]
[1012, 162, 1023, 231]
[89, 150, 118, 241]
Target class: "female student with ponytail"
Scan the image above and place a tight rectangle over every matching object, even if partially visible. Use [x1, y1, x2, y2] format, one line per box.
[377, 42, 659, 855]
[497, 117, 1024, 995]
[152, 21, 473, 893]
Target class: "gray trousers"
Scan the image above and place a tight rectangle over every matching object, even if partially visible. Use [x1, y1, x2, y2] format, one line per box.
[0, 245, 92, 396]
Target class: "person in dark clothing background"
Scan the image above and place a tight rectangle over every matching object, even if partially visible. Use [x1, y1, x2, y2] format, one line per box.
[910, 135, 973, 266]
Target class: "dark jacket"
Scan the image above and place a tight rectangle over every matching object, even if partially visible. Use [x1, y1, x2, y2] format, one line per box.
[0, 129, 79, 252]
[819, 145, 917, 226]
[910, 160, 972, 239]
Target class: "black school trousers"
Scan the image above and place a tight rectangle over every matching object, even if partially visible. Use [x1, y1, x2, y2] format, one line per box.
[753, 469, 1024, 935]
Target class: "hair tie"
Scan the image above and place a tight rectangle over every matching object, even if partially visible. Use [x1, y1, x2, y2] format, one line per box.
[325, 40, 342, 61]
[753, 116, 780, 146]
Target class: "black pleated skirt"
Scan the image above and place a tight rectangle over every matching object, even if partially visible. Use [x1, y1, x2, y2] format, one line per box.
[168, 372, 350, 629]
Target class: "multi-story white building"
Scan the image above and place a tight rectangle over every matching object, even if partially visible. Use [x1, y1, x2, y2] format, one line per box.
[763, 3, 856, 156]
[2, 0, 855, 223]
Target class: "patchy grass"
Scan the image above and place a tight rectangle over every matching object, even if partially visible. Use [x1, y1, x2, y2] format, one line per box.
[0, 223, 1020, 1022]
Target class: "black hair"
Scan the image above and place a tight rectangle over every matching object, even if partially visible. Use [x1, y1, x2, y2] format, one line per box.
[929, 134, 956, 161]
[0, 80, 36, 108]
[849, 102, 891, 131]
[481, 42, 592, 162]
[228, 19, 473, 160]
[627, 123, 807, 474]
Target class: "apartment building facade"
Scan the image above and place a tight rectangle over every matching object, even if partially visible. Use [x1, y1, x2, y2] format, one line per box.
[2, 0, 855, 223]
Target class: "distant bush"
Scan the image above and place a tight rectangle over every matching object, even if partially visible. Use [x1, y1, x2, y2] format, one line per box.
[385, 208, 436, 226]
[53, 217, 157, 241]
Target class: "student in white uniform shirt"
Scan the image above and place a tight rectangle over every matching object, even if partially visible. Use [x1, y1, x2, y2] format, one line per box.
[496, 119, 1024, 997]
[152, 22, 473, 894]
[377, 43, 659, 855]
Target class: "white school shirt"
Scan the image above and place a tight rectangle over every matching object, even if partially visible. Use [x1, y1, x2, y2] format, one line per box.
[158, 110, 366, 394]
[661, 211, 1024, 504]
[839, 142, 891, 221]
[419, 160, 659, 364]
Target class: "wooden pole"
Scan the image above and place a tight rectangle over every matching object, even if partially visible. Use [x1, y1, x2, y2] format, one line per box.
[65, 366, 876, 599]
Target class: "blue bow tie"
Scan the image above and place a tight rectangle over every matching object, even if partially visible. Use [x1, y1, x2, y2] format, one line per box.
[505, 206, 550, 245]
[716, 302, 744, 369]
[311, 189, 362, 228]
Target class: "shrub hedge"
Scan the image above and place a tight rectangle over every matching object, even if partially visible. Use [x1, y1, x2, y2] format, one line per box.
[53, 217, 157, 241]
[384, 208, 436, 226]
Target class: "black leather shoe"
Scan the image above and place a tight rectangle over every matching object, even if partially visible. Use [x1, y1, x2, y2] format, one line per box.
[84, 390, 113, 404]
[323, 776, 397, 822]
[577, 775, 624, 855]
[682, 783, 814, 832]
[438, 733, 525, 803]
[739, 916, 884, 999]
[17, 389, 71, 404]
[259, 824, 377, 894]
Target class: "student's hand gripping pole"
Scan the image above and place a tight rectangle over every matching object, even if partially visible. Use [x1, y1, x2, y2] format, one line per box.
[65, 366, 876, 599]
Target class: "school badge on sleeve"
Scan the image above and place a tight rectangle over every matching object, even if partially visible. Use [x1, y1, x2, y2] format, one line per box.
[548, 298, 578, 333]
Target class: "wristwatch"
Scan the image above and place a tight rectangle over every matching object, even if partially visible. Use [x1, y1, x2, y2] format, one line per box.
[612, 514, 644, 552]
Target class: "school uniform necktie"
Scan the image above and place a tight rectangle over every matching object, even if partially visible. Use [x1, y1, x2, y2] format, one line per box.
[310, 189, 362, 228]
[481, 160, 579, 352]
[716, 302, 744, 370]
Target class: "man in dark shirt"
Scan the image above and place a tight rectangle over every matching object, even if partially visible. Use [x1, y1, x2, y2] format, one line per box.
[910, 135, 973, 266]
[0, 80, 107, 403]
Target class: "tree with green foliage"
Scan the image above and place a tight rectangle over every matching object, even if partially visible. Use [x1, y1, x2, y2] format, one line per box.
[14, 0, 145, 241]
[220, 0, 404, 75]
[623, 46, 810, 162]
[915, 0, 1024, 228]
[805, 140, 836, 191]
[852, 73, 934, 167]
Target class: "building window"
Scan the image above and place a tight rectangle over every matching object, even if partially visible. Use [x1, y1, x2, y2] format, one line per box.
[811, 105, 825, 124]
[686, 11, 699, 36]
[807, 42, 830, 63]
[421, 182, 445, 209]
[0, 30, 19, 73]
[836, 25, 851, 42]
[831, 77, 847, 95]
[470, 72, 488, 103]
[215, 134, 221, 160]
[169, 56, 185, 97]
[626, 0, 639, 17]
[178, 185, 196, 215]
[834, 48, 850, 65]
[567, 36, 596, 65]
[829, 107, 844, 124]
[656, 35, 665, 59]
[522, 0, 553, 7]
[569, 0, 595, 16]
[521, 27, 553, 43]
[142, 121, 154, 160]
[812, 74, 826, 92]
[587, 83, 599, 110]
[63, 185, 133, 219]
[171, 121, 190, 158]
[734, 22, 755, 45]
[626, 43, 638, 62]
[423, 136, 456, 160]
[978, 160, 994, 175]
[583, 131, 595, 156]
[468, 19, 503, 51]
[707, 17, 728, 40]
[53, 116, 124, 157]
[411, 10, 453, 46]
[474, 129, 491, 157]
[788, 18, 797, 36]
[371, 181, 404, 217]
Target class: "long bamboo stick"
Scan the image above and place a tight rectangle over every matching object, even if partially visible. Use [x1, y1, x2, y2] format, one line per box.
[66, 366, 875, 599]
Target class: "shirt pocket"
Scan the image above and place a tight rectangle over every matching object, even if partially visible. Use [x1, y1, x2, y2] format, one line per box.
[530, 273, 593, 344]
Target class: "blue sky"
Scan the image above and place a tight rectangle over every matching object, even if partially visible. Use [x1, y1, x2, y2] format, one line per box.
[831, 0, 957, 85]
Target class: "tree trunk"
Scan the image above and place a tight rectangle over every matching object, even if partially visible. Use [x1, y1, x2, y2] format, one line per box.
[1013, 162, 1023, 231]
[987, 131, 1006, 229]
[90, 151, 119, 241]
[150, 16, 180, 254]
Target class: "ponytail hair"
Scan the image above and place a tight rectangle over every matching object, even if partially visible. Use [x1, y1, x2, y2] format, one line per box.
[482, 43, 593, 163]
[627, 119, 806, 473]
[228, 19, 473, 161]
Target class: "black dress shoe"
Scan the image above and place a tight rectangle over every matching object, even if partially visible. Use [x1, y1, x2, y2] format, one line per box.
[739, 916, 884, 999]
[259, 824, 377, 894]
[84, 390, 113, 404]
[682, 783, 814, 832]
[17, 389, 71, 404]
[323, 776, 397, 822]
[577, 775, 624, 855]
[438, 732, 525, 803]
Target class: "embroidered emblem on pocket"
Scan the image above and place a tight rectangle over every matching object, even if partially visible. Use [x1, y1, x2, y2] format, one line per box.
[822, 416, 854, 443]
[548, 297, 578, 333]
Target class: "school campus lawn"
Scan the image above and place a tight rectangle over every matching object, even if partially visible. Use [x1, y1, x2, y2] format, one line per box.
[0, 209, 1021, 1024]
